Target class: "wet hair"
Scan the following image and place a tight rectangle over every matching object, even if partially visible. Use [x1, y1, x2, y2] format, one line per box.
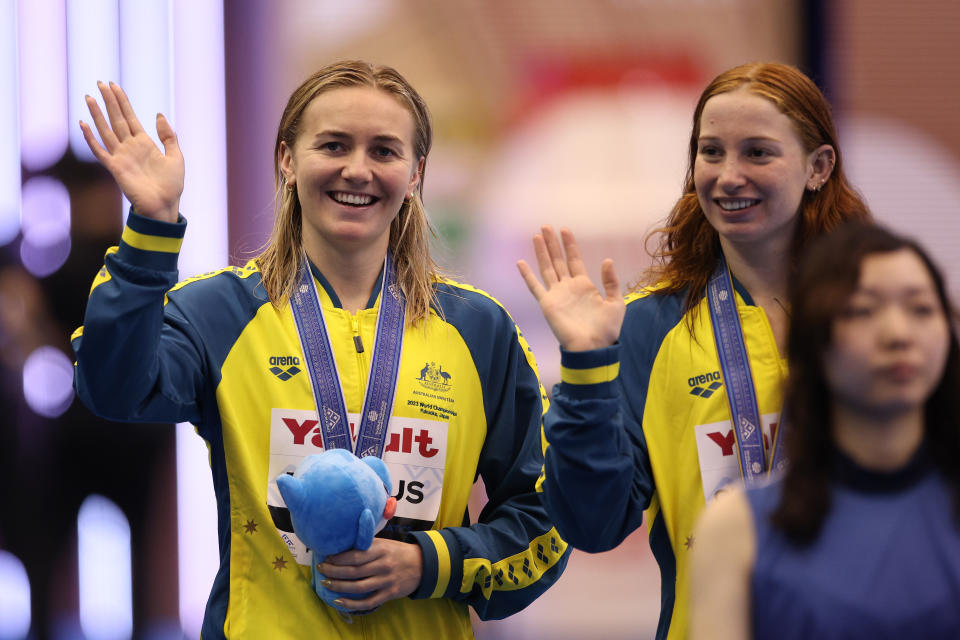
[771, 221, 960, 544]
[642, 62, 870, 319]
[256, 60, 439, 323]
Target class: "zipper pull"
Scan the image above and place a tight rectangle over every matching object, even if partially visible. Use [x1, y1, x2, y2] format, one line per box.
[352, 317, 364, 353]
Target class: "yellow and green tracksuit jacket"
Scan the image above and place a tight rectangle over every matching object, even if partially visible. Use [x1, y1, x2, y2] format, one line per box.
[539, 284, 786, 640]
[72, 211, 569, 639]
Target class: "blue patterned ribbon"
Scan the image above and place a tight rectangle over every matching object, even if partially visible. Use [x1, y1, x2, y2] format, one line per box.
[707, 255, 787, 481]
[290, 252, 405, 458]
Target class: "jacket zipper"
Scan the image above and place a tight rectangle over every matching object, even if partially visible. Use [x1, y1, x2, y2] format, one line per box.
[352, 314, 368, 403]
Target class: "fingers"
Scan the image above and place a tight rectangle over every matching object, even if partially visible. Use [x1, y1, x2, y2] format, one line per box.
[84, 94, 119, 153]
[531, 233, 558, 287]
[322, 547, 374, 567]
[333, 591, 387, 611]
[318, 561, 367, 580]
[323, 575, 384, 594]
[155, 113, 182, 161]
[78, 120, 109, 165]
[540, 225, 570, 279]
[112, 83, 146, 136]
[600, 258, 622, 302]
[97, 81, 132, 140]
[560, 227, 588, 277]
[516, 260, 546, 302]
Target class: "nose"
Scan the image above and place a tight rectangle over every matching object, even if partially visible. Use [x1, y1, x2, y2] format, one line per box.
[718, 158, 746, 193]
[878, 307, 913, 348]
[341, 150, 372, 183]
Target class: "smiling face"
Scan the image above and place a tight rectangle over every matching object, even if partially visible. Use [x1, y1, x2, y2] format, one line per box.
[693, 87, 832, 254]
[823, 249, 950, 420]
[279, 86, 423, 261]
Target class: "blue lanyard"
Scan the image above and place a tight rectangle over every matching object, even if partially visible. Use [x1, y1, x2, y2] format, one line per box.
[290, 252, 405, 458]
[707, 255, 787, 481]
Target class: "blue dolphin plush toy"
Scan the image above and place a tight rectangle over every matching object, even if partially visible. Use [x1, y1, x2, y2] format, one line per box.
[276, 449, 397, 614]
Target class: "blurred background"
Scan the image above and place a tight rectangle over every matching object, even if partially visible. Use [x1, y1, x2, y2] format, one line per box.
[1, 0, 959, 638]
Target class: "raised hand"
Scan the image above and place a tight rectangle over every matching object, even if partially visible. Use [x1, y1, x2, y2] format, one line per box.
[79, 82, 184, 223]
[517, 226, 625, 351]
[317, 538, 423, 611]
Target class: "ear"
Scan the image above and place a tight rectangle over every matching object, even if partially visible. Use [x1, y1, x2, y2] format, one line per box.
[360, 456, 393, 493]
[406, 156, 425, 200]
[279, 140, 296, 188]
[806, 144, 836, 192]
[275, 473, 305, 514]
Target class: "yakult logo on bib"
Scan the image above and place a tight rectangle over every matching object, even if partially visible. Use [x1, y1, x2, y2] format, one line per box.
[266, 408, 448, 565]
[694, 412, 779, 502]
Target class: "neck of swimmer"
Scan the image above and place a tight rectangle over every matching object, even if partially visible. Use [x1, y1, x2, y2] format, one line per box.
[305, 236, 389, 314]
[719, 236, 791, 304]
[831, 404, 925, 472]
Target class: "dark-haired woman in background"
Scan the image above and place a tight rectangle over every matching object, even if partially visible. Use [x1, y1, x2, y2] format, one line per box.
[690, 222, 960, 639]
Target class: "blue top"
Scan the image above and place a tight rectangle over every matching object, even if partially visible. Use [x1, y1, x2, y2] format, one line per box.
[747, 447, 960, 640]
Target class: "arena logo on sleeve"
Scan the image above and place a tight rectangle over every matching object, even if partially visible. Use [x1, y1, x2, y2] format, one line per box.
[266, 408, 448, 565]
[694, 412, 779, 502]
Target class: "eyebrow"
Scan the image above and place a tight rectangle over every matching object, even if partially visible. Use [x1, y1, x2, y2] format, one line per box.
[853, 285, 937, 298]
[312, 130, 405, 145]
[697, 135, 783, 144]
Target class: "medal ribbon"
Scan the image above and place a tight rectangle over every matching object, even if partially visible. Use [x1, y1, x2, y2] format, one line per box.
[290, 252, 405, 458]
[707, 255, 787, 481]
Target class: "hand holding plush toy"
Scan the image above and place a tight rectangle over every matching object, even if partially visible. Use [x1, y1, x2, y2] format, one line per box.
[276, 449, 397, 614]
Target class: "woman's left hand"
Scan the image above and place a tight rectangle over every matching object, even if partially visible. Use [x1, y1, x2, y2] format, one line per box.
[318, 538, 424, 610]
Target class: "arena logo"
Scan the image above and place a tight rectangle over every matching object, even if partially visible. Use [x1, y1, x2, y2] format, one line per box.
[416, 361, 452, 392]
[269, 355, 301, 381]
[688, 370, 722, 398]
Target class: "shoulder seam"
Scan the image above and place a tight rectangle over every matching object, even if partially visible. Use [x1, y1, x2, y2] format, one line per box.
[168, 262, 261, 294]
[434, 277, 509, 313]
[625, 281, 675, 305]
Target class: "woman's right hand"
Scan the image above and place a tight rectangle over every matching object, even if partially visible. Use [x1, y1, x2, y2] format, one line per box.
[79, 82, 184, 223]
[517, 226, 625, 352]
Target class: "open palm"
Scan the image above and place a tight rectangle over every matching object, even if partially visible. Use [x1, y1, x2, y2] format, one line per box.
[79, 82, 184, 223]
[517, 226, 625, 352]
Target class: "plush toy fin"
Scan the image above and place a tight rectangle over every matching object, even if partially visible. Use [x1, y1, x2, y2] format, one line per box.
[355, 508, 376, 550]
[275, 473, 305, 514]
[384, 497, 397, 520]
[360, 456, 392, 492]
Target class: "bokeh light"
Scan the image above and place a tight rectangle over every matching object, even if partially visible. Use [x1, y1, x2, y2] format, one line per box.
[19, 176, 71, 277]
[78, 494, 132, 640]
[19, 0, 69, 172]
[66, 0, 119, 162]
[0, 551, 31, 640]
[0, 0, 20, 246]
[22, 345, 75, 418]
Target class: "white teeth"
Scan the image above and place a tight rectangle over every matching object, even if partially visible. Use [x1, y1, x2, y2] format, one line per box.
[331, 192, 374, 206]
[718, 199, 758, 211]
